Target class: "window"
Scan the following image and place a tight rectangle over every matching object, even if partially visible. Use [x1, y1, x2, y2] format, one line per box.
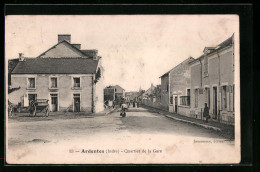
[204, 56, 208, 77]
[205, 87, 210, 108]
[194, 89, 198, 108]
[50, 77, 57, 88]
[27, 78, 35, 89]
[73, 77, 80, 88]
[221, 86, 227, 110]
[180, 96, 190, 106]
[170, 95, 173, 104]
[166, 85, 169, 92]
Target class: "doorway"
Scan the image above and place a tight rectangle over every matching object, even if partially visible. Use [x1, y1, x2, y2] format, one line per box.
[73, 94, 80, 112]
[213, 87, 217, 119]
[50, 94, 58, 112]
[174, 96, 178, 113]
[28, 94, 37, 106]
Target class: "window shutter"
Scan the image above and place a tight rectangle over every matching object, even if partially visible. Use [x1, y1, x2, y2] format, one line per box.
[24, 94, 28, 107]
[227, 90, 230, 111]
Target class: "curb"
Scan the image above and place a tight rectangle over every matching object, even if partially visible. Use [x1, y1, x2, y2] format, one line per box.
[164, 115, 222, 132]
[105, 107, 119, 115]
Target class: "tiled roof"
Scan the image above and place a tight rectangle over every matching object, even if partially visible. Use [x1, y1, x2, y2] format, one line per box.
[81, 50, 98, 57]
[11, 58, 99, 74]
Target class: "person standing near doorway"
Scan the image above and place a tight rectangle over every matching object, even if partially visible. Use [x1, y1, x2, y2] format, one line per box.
[75, 99, 80, 112]
[203, 103, 210, 123]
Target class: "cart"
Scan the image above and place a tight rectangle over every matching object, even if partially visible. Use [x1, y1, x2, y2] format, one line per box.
[29, 99, 50, 117]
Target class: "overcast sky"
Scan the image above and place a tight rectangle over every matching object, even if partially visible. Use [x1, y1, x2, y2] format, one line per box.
[5, 15, 239, 91]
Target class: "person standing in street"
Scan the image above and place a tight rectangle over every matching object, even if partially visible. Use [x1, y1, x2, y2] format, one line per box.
[203, 103, 210, 123]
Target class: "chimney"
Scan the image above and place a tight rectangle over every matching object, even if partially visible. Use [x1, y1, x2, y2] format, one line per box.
[72, 44, 81, 49]
[58, 34, 71, 43]
[19, 53, 24, 61]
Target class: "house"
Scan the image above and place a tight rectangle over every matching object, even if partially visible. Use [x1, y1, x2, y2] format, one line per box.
[189, 34, 235, 125]
[125, 91, 139, 102]
[141, 84, 163, 109]
[9, 34, 104, 113]
[159, 57, 195, 115]
[104, 86, 116, 102]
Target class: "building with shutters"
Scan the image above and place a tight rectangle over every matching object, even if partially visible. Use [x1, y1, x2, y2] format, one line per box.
[8, 34, 104, 113]
[189, 34, 235, 125]
[159, 57, 195, 114]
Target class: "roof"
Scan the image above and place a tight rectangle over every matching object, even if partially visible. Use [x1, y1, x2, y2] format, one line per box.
[159, 57, 195, 78]
[37, 40, 88, 58]
[189, 34, 234, 65]
[81, 50, 98, 58]
[11, 58, 99, 74]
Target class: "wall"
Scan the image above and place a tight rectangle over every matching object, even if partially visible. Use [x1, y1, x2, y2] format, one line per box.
[94, 72, 104, 113]
[160, 75, 169, 110]
[9, 74, 94, 113]
[40, 42, 82, 58]
[189, 46, 235, 125]
[168, 58, 192, 115]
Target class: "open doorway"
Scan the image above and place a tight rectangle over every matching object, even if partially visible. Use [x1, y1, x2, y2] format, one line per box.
[50, 94, 58, 112]
[174, 96, 178, 113]
[73, 94, 80, 112]
[213, 87, 217, 119]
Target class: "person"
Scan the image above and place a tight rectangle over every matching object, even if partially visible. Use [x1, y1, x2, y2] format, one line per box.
[137, 101, 139, 108]
[120, 101, 128, 117]
[203, 103, 210, 123]
[75, 100, 80, 112]
[133, 101, 135, 108]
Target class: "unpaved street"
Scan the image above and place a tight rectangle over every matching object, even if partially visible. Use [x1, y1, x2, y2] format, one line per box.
[7, 107, 238, 164]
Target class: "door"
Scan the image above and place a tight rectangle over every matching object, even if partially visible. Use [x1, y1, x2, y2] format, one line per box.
[174, 96, 178, 113]
[28, 94, 37, 106]
[213, 87, 217, 119]
[50, 94, 58, 112]
[73, 94, 80, 112]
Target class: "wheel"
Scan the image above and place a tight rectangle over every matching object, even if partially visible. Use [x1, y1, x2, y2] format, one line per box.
[33, 106, 36, 117]
[45, 106, 49, 117]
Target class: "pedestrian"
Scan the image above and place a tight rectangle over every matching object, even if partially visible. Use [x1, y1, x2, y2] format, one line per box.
[137, 101, 139, 108]
[133, 101, 135, 108]
[75, 100, 80, 112]
[203, 103, 210, 123]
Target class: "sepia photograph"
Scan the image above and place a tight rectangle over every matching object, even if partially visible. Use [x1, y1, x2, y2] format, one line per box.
[5, 15, 240, 164]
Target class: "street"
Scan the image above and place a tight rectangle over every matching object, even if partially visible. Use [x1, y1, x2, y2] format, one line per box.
[7, 107, 238, 164]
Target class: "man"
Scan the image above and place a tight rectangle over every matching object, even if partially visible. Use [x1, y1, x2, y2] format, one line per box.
[203, 103, 210, 123]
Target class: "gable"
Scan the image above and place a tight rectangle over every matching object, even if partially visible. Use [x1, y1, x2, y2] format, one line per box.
[38, 41, 86, 58]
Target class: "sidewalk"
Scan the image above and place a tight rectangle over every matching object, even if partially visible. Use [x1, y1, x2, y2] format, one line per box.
[141, 104, 234, 139]
[94, 106, 119, 116]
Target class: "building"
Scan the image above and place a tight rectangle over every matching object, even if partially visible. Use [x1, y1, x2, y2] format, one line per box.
[160, 57, 194, 114]
[104, 86, 116, 102]
[189, 34, 235, 125]
[9, 34, 104, 113]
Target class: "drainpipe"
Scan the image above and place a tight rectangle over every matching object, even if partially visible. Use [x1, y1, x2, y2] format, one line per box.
[92, 74, 95, 113]
[216, 50, 221, 121]
[199, 59, 203, 120]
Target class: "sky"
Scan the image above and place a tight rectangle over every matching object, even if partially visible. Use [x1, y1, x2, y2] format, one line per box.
[5, 15, 239, 92]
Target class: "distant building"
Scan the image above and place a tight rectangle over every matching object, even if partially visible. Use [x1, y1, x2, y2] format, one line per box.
[104, 87, 116, 102]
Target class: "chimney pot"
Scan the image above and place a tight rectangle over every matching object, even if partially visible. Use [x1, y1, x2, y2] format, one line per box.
[19, 53, 24, 61]
[58, 34, 71, 43]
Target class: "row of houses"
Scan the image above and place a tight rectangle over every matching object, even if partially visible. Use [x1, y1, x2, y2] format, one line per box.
[8, 34, 104, 113]
[141, 34, 235, 125]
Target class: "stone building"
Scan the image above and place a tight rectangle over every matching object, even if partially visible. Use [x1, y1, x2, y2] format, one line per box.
[9, 34, 104, 113]
[160, 57, 194, 113]
[189, 34, 235, 124]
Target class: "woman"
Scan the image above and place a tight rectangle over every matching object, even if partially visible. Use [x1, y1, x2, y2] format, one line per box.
[203, 103, 210, 123]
